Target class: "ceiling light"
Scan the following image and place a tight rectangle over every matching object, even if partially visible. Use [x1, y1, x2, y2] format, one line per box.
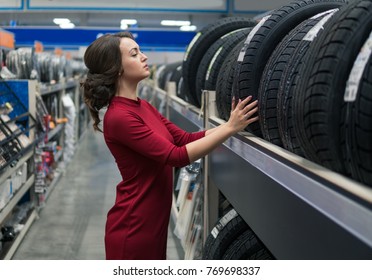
[161, 20, 191, 26]
[121, 19, 137, 25]
[180, 25, 197, 31]
[59, 22, 75, 29]
[120, 23, 128, 30]
[53, 18, 70, 25]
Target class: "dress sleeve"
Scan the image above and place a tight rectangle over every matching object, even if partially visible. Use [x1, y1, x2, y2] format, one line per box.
[159, 113, 206, 146]
[105, 110, 191, 167]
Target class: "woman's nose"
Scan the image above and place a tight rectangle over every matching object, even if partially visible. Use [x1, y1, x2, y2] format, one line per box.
[141, 52, 148, 61]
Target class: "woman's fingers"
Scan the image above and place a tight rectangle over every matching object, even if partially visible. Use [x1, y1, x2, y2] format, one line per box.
[243, 100, 258, 115]
[237, 96, 253, 109]
[246, 115, 259, 125]
[232, 96, 251, 111]
[231, 96, 236, 111]
[243, 106, 258, 120]
[229, 95, 259, 128]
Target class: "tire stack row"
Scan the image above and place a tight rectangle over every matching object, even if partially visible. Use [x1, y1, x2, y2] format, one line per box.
[157, 0, 372, 188]
[154, 0, 372, 259]
[4, 48, 85, 82]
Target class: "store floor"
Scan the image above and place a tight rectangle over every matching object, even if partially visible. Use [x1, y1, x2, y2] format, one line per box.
[12, 128, 183, 260]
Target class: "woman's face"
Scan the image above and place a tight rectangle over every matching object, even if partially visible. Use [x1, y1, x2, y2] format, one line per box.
[119, 37, 150, 82]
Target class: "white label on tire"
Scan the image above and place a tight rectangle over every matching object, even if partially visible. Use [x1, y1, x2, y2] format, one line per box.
[184, 32, 201, 62]
[345, 31, 372, 102]
[211, 209, 238, 238]
[237, 15, 271, 62]
[303, 9, 338, 42]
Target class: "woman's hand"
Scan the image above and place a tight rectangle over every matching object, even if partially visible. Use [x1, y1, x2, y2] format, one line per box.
[226, 96, 259, 133]
[186, 95, 258, 162]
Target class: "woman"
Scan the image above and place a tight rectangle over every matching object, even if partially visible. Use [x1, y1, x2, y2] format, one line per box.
[82, 31, 258, 260]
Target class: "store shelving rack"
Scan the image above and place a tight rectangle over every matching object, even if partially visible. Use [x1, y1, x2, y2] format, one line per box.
[141, 80, 372, 260]
[0, 79, 38, 259]
[34, 77, 85, 204]
[0, 77, 87, 259]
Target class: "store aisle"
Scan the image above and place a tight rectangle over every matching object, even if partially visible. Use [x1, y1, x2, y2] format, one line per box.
[12, 128, 182, 260]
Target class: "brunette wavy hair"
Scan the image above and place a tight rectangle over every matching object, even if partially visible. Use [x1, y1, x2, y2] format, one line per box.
[81, 31, 134, 132]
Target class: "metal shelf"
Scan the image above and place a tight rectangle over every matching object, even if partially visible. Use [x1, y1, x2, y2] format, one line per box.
[2, 209, 38, 260]
[47, 123, 64, 141]
[39, 82, 65, 96]
[208, 119, 372, 259]
[147, 84, 372, 259]
[0, 174, 35, 225]
[0, 150, 33, 186]
[65, 79, 79, 89]
[39, 79, 78, 96]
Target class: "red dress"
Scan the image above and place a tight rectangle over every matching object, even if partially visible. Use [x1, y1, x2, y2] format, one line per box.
[103, 96, 205, 260]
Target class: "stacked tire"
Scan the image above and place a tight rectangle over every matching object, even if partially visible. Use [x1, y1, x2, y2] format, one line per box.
[202, 208, 274, 260]
[178, 0, 372, 188]
[181, 17, 257, 107]
[292, 0, 372, 185]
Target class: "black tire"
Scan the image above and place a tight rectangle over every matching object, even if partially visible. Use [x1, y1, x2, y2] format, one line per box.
[155, 64, 166, 88]
[259, 9, 340, 147]
[277, 9, 340, 156]
[158, 61, 182, 90]
[222, 229, 274, 260]
[169, 64, 183, 94]
[195, 28, 252, 105]
[293, 0, 372, 175]
[177, 77, 187, 100]
[235, 0, 349, 136]
[215, 39, 246, 121]
[344, 42, 372, 187]
[202, 208, 249, 260]
[182, 17, 257, 107]
[218, 192, 232, 217]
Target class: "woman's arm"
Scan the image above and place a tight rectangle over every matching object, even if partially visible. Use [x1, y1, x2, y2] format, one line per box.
[186, 96, 258, 162]
[205, 126, 219, 136]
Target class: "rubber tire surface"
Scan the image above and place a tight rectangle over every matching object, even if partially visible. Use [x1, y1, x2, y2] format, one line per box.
[195, 28, 252, 105]
[202, 208, 249, 260]
[293, 0, 372, 175]
[158, 61, 182, 90]
[277, 9, 340, 155]
[182, 17, 257, 107]
[235, 0, 348, 136]
[259, 9, 340, 147]
[169, 64, 183, 94]
[344, 42, 372, 187]
[222, 229, 274, 260]
[215, 39, 246, 121]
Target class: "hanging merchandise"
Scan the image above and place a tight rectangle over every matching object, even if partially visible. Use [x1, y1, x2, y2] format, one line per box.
[61, 93, 76, 165]
[0, 66, 16, 80]
[5, 48, 38, 80]
[34, 92, 49, 137]
[64, 59, 73, 80]
[50, 55, 64, 83]
[34, 140, 57, 204]
[184, 224, 202, 260]
[70, 59, 87, 78]
[34, 52, 53, 83]
[174, 160, 203, 258]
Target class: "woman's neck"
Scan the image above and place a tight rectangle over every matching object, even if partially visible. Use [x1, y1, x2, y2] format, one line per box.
[116, 80, 138, 100]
